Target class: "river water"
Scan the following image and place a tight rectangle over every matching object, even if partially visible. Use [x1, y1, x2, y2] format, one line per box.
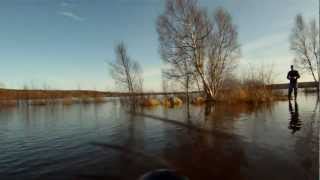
[0, 94, 319, 180]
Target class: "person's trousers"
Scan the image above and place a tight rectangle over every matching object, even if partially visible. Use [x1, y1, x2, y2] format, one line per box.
[288, 83, 298, 99]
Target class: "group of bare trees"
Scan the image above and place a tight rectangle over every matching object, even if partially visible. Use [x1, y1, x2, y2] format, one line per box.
[290, 14, 320, 94]
[157, 0, 240, 101]
[109, 0, 319, 102]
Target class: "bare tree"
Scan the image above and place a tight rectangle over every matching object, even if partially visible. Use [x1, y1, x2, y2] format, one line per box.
[157, 0, 240, 101]
[157, 0, 202, 104]
[161, 71, 169, 97]
[206, 8, 240, 98]
[290, 14, 320, 93]
[131, 61, 144, 93]
[109, 42, 144, 93]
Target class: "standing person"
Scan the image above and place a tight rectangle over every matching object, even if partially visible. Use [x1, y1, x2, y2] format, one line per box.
[287, 65, 300, 100]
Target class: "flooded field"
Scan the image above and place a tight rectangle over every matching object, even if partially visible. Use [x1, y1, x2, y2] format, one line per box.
[0, 94, 319, 180]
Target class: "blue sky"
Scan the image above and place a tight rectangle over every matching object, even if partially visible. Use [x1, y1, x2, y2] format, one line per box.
[0, 0, 317, 91]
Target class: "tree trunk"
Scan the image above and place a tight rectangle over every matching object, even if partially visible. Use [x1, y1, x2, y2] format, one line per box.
[317, 80, 320, 97]
[186, 75, 190, 120]
[195, 65, 214, 101]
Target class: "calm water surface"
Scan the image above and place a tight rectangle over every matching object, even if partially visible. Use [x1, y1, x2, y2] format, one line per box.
[0, 95, 319, 180]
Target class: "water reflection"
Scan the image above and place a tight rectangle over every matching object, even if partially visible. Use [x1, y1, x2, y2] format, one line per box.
[162, 131, 249, 180]
[0, 95, 319, 180]
[288, 101, 302, 134]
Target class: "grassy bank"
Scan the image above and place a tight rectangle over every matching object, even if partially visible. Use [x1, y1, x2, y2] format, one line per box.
[0, 85, 288, 108]
[0, 89, 108, 100]
[0, 89, 107, 107]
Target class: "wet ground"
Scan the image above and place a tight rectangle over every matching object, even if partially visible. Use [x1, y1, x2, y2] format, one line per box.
[0, 94, 319, 180]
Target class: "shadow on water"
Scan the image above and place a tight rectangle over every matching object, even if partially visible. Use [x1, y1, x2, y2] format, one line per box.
[161, 132, 249, 180]
[90, 108, 250, 180]
[90, 142, 171, 168]
[131, 102, 274, 134]
[131, 112, 230, 138]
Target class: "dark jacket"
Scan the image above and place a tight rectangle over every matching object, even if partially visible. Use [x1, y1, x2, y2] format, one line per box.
[287, 70, 300, 84]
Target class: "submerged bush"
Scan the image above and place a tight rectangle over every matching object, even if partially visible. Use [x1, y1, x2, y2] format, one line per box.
[191, 96, 205, 105]
[142, 98, 160, 107]
[62, 97, 74, 106]
[30, 99, 48, 106]
[80, 96, 91, 104]
[162, 97, 183, 107]
[93, 96, 106, 103]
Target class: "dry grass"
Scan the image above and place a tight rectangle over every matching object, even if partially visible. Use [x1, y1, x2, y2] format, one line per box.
[0, 100, 17, 108]
[0, 89, 110, 107]
[215, 64, 287, 104]
[217, 84, 286, 105]
[0, 89, 107, 100]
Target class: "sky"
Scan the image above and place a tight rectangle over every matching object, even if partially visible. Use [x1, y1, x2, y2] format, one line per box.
[0, 0, 318, 91]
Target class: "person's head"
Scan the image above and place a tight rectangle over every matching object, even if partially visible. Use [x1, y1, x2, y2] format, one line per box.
[290, 65, 294, 70]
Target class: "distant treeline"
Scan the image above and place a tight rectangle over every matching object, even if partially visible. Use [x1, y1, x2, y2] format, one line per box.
[0, 81, 317, 100]
[0, 88, 199, 100]
[0, 89, 107, 100]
